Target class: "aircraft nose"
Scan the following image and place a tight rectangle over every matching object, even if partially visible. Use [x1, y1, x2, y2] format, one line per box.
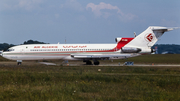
[0, 51, 3, 56]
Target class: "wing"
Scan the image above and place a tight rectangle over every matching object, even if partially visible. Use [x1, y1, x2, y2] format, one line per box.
[71, 53, 140, 60]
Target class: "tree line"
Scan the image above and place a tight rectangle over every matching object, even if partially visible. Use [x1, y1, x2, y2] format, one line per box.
[152, 44, 180, 54]
[0, 40, 47, 51]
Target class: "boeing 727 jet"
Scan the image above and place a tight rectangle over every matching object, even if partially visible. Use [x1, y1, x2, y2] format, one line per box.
[0, 26, 178, 65]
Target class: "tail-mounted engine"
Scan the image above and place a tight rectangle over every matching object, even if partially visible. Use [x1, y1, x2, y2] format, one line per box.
[121, 47, 141, 53]
[115, 37, 122, 43]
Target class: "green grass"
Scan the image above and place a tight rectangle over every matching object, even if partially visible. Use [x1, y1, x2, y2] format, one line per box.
[0, 65, 180, 100]
[112, 54, 180, 64]
[1, 54, 180, 64]
[0, 54, 180, 100]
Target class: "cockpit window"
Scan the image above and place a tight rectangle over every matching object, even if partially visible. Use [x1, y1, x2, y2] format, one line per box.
[7, 49, 15, 51]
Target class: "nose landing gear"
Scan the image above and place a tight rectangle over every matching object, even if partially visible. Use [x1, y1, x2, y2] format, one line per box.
[17, 60, 22, 65]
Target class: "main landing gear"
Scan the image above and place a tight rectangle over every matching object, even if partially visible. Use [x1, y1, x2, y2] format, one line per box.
[84, 60, 100, 65]
[94, 60, 100, 65]
[85, 60, 92, 65]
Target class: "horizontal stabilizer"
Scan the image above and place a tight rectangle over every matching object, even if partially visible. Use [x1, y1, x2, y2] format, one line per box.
[151, 26, 180, 32]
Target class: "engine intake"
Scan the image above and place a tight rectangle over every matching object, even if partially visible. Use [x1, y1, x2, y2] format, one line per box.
[121, 47, 141, 53]
[115, 37, 122, 43]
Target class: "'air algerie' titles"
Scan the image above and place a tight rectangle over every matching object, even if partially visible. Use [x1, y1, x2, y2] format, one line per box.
[34, 46, 58, 48]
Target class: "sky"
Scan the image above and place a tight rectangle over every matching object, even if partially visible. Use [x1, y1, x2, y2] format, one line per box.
[0, 0, 180, 45]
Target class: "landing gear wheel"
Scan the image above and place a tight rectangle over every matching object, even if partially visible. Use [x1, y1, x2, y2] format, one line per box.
[86, 61, 92, 65]
[17, 62, 22, 65]
[94, 61, 100, 65]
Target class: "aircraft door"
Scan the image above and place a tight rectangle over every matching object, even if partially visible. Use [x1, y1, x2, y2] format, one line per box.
[20, 46, 24, 55]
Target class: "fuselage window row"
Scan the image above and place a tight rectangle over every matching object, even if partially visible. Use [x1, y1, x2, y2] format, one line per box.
[29, 49, 110, 52]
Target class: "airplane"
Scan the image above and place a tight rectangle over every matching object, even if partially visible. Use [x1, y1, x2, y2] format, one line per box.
[0, 26, 179, 65]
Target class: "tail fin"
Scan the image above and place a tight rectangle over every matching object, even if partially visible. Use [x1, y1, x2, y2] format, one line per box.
[125, 26, 179, 48]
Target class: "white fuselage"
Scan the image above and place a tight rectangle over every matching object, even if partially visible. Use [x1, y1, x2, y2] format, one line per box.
[2, 44, 120, 60]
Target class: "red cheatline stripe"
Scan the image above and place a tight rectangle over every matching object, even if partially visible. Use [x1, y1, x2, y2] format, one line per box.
[6, 39, 134, 55]
[8, 50, 117, 54]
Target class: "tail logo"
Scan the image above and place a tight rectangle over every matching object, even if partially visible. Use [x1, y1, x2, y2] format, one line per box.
[145, 33, 154, 42]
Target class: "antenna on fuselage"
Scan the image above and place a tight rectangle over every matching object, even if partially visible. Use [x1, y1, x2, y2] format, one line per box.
[134, 32, 136, 37]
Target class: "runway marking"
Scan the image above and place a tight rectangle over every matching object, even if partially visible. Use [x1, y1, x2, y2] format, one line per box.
[97, 73, 180, 76]
[97, 64, 180, 67]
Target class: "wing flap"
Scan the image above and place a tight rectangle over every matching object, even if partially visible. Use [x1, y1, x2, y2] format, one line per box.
[71, 54, 140, 59]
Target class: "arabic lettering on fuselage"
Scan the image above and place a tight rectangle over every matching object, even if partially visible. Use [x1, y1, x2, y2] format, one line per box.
[33, 45, 87, 49]
[63, 45, 87, 48]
